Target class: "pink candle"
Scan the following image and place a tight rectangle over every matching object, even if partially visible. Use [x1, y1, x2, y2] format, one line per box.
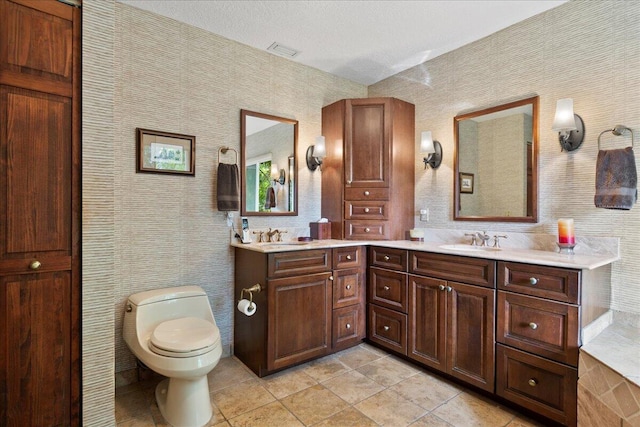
[558, 218, 575, 244]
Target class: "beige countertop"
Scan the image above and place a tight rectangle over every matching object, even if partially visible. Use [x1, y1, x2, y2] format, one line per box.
[231, 239, 619, 270]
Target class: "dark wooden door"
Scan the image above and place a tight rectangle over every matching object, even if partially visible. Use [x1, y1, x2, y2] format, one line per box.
[447, 282, 495, 392]
[0, 1, 81, 425]
[408, 275, 447, 371]
[267, 272, 332, 371]
[345, 99, 390, 188]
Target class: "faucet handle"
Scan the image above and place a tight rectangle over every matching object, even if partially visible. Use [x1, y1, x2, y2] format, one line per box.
[493, 234, 508, 248]
[464, 233, 478, 246]
[276, 230, 288, 241]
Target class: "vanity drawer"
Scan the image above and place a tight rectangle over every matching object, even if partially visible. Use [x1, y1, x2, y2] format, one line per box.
[369, 267, 407, 312]
[333, 267, 364, 309]
[410, 251, 496, 288]
[345, 220, 389, 240]
[368, 304, 407, 355]
[496, 344, 577, 426]
[332, 304, 365, 351]
[498, 291, 579, 366]
[333, 245, 364, 269]
[345, 200, 388, 220]
[344, 187, 389, 200]
[268, 249, 331, 278]
[498, 262, 580, 304]
[369, 246, 407, 271]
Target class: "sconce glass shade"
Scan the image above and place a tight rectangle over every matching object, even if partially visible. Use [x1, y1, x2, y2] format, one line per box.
[421, 131, 435, 154]
[306, 136, 325, 171]
[552, 98, 585, 152]
[421, 131, 442, 169]
[271, 163, 279, 178]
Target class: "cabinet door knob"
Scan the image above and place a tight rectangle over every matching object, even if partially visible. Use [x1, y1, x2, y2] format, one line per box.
[528, 378, 538, 387]
[529, 322, 538, 330]
[346, 285, 351, 290]
[529, 277, 538, 285]
[383, 285, 390, 291]
[364, 207, 370, 213]
[347, 180, 352, 185]
[364, 191, 370, 196]
[446, 286, 452, 292]
[383, 326, 390, 331]
[329, 276, 334, 281]
[383, 255, 390, 261]
[346, 255, 352, 260]
[438, 285, 445, 291]
[346, 323, 351, 330]
[29, 260, 41, 270]
[364, 227, 370, 233]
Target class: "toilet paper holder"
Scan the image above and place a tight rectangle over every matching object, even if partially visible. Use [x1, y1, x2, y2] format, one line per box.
[240, 283, 262, 305]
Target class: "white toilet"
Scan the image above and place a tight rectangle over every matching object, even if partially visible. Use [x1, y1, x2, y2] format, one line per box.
[123, 285, 222, 427]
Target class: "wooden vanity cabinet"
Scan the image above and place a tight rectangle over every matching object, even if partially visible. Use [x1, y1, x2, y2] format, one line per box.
[321, 97, 415, 240]
[234, 246, 365, 377]
[408, 252, 496, 392]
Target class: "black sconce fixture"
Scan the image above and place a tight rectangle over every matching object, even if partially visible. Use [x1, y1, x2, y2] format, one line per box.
[421, 131, 442, 169]
[552, 98, 585, 152]
[306, 136, 326, 171]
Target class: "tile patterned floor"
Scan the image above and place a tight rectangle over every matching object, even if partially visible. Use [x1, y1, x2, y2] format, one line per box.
[115, 343, 545, 427]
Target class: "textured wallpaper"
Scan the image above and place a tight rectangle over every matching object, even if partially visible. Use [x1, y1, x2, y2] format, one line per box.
[369, 0, 640, 316]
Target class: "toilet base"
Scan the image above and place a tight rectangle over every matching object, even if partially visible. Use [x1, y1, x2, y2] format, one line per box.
[155, 377, 212, 427]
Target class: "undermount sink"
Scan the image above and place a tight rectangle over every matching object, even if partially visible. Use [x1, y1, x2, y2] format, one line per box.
[439, 244, 501, 252]
[256, 241, 310, 246]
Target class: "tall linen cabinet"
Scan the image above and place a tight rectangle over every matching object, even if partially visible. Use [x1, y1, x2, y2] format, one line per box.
[321, 98, 415, 240]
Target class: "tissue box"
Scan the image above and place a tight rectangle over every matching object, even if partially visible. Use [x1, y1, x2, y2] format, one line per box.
[310, 222, 331, 240]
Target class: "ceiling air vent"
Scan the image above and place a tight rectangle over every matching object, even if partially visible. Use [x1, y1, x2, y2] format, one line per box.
[267, 42, 300, 58]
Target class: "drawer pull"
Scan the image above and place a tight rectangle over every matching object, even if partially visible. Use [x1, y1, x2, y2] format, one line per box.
[364, 191, 370, 196]
[438, 285, 445, 291]
[346, 255, 352, 260]
[346, 323, 351, 330]
[529, 277, 539, 285]
[29, 260, 42, 270]
[329, 276, 334, 281]
[364, 207, 370, 213]
[383, 286, 390, 291]
[529, 322, 538, 330]
[365, 227, 371, 233]
[446, 286, 452, 292]
[383, 255, 390, 261]
[528, 378, 538, 387]
[346, 285, 351, 290]
[383, 326, 390, 331]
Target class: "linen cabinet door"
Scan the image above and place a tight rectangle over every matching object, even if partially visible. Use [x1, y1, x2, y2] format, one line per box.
[446, 282, 496, 392]
[267, 272, 332, 371]
[408, 275, 447, 372]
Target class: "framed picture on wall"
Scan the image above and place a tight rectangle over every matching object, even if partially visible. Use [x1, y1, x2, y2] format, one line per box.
[136, 128, 196, 175]
[459, 172, 474, 194]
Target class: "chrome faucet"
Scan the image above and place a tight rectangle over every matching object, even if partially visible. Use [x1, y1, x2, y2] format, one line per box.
[476, 231, 491, 247]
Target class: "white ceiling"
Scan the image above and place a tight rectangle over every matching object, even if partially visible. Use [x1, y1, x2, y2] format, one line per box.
[117, 0, 566, 86]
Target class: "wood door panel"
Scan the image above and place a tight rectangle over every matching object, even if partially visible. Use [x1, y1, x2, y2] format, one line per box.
[408, 275, 447, 370]
[267, 273, 331, 370]
[1, 272, 71, 426]
[1, 86, 71, 258]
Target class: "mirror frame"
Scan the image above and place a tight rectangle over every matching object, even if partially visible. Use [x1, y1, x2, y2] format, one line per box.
[240, 109, 298, 216]
[453, 96, 539, 223]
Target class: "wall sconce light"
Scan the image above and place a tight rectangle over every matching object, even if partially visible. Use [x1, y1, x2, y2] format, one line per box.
[552, 98, 585, 152]
[271, 163, 286, 185]
[421, 131, 442, 169]
[306, 136, 326, 171]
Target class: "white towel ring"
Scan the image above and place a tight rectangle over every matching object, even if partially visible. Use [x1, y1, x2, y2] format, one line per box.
[597, 125, 634, 151]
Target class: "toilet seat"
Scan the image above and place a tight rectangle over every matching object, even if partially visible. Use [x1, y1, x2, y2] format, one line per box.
[149, 317, 220, 358]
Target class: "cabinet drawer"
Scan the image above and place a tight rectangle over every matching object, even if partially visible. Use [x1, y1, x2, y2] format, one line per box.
[410, 251, 495, 288]
[496, 344, 577, 426]
[498, 291, 579, 366]
[369, 267, 407, 312]
[333, 267, 364, 309]
[344, 187, 389, 200]
[268, 249, 331, 278]
[498, 262, 580, 303]
[333, 246, 364, 269]
[332, 304, 365, 351]
[368, 304, 407, 355]
[345, 200, 388, 220]
[345, 221, 389, 240]
[369, 246, 407, 271]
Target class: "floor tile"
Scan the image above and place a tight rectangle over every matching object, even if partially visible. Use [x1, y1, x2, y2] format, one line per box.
[432, 392, 514, 427]
[302, 354, 351, 382]
[211, 379, 276, 419]
[115, 386, 155, 424]
[357, 355, 420, 387]
[228, 401, 304, 427]
[280, 384, 349, 425]
[208, 356, 257, 393]
[322, 369, 385, 404]
[409, 414, 454, 426]
[390, 372, 461, 410]
[355, 389, 428, 426]
[335, 344, 385, 369]
[312, 407, 379, 427]
[260, 365, 318, 399]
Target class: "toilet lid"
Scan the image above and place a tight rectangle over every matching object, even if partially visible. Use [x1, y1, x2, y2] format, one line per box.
[149, 317, 219, 356]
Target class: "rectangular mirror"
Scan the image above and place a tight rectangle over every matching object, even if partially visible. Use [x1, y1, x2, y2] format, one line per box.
[454, 96, 538, 222]
[241, 110, 298, 216]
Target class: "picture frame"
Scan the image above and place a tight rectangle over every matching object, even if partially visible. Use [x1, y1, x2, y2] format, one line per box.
[136, 128, 195, 175]
[459, 172, 474, 194]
